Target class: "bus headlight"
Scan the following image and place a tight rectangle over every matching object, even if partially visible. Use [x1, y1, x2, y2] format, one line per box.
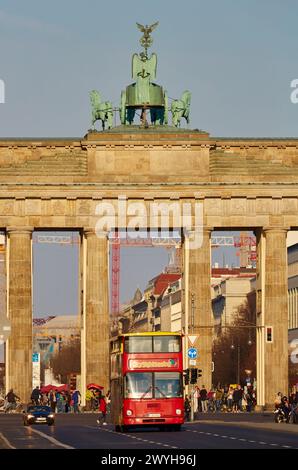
[126, 409, 133, 416]
[176, 409, 182, 415]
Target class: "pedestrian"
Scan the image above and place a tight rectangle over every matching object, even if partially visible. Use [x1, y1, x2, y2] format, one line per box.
[200, 385, 208, 413]
[85, 388, 92, 411]
[184, 394, 191, 421]
[65, 391, 71, 413]
[105, 390, 111, 415]
[274, 392, 283, 409]
[207, 388, 215, 412]
[96, 392, 107, 425]
[245, 387, 254, 412]
[227, 387, 233, 411]
[232, 385, 243, 412]
[49, 390, 57, 413]
[193, 386, 199, 415]
[41, 393, 48, 406]
[56, 392, 64, 413]
[215, 387, 223, 412]
[71, 389, 81, 413]
[91, 389, 97, 412]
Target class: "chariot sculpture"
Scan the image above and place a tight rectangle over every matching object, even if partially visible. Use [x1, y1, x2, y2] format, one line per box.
[90, 22, 191, 130]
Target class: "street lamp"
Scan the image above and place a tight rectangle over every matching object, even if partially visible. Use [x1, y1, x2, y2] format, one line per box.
[231, 336, 253, 385]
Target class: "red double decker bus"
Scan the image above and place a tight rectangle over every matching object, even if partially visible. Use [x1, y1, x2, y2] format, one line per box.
[111, 332, 184, 432]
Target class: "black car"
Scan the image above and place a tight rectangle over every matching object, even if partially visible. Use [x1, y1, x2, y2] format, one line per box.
[23, 405, 55, 426]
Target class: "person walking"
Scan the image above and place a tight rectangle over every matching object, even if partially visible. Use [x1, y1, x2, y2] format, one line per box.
[71, 389, 81, 413]
[105, 390, 111, 416]
[200, 385, 208, 413]
[49, 390, 57, 413]
[184, 394, 191, 421]
[227, 386, 234, 412]
[97, 392, 107, 425]
[193, 386, 199, 415]
[56, 392, 64, 413]
[215, 387, 223, 412]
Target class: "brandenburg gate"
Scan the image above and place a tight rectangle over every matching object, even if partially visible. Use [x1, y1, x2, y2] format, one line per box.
[2, 23, 297, 408]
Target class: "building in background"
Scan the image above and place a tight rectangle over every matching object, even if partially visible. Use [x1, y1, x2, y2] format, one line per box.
[33, 315, 80, 366]
[288, 243, 298, 331]
[211, 268, 256, 329]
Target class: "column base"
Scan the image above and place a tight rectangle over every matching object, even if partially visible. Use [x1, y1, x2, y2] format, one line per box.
[254, 405, 265, 413]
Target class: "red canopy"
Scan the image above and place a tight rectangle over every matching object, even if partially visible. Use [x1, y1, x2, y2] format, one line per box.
[40, 384, 69, 393]
[87, 383, 104, 390]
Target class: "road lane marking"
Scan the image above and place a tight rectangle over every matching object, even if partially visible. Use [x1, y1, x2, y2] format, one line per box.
[30, 428, 74, 449]
[0, 432, 16, 449]
[185, 427, 293, 449]
[85, 425, 179, 449]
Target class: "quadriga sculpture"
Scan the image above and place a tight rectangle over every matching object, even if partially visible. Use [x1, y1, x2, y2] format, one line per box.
[89, 90, 113, 131]
[171, 90, 191, 127]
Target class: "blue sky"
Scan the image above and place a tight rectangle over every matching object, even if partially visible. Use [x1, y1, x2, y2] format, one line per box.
[0, 1, 297, 317]
[0, 0, 298, 137]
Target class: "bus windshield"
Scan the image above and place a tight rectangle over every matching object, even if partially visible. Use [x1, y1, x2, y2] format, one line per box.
[124, 335, 181, 353]
[124, 372, 182, 399]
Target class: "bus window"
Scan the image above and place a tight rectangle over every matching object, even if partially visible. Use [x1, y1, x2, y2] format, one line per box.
[154, 372, 182, 398]
[124, 336, 152, 353]
[153, 336, 180, 353]
[124, 373, 153, 399]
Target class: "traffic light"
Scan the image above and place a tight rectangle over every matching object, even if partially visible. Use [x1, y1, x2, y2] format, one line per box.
[197, 369, 202, 378]
[190, 368, 198, 384]
[266, 326, 273, 343]
[183, 368, 190, 385]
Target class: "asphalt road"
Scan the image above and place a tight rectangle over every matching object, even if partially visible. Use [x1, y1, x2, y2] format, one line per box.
[0, 412, 298, 450]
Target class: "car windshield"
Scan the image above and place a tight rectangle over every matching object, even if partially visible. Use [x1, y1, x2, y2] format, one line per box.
[27, 406, 51, 413]
[124, 372, 182, 399]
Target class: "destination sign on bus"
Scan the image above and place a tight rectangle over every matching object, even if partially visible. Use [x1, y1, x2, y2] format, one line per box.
[129, 358, 178, 369]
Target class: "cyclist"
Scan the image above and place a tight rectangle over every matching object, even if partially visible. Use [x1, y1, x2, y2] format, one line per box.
[4, 389, 20, 413]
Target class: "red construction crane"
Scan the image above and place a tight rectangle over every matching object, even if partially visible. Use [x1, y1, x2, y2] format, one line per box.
[110, 232, 256, 317]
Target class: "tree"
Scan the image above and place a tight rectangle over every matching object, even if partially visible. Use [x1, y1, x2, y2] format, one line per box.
[212, 291, 256, 387]
[49, 337, 81, 384]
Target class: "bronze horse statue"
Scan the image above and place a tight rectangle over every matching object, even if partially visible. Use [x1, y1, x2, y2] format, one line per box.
[90, 90, 113, 131]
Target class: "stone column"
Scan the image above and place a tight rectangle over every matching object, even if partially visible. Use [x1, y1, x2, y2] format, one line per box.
[84, 229, 110, 391]
[6, 227, 33, 403]
[188, 228, 212, 390]
[263, 227, 289, 407]
[255, 229, 265, 408]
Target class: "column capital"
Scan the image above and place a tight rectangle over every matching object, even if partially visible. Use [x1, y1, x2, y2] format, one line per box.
[7, 226, 34, 235]
[84, 227, 108, 239]
[263, 226, 290, 234]
[184, 226, 213, 236]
